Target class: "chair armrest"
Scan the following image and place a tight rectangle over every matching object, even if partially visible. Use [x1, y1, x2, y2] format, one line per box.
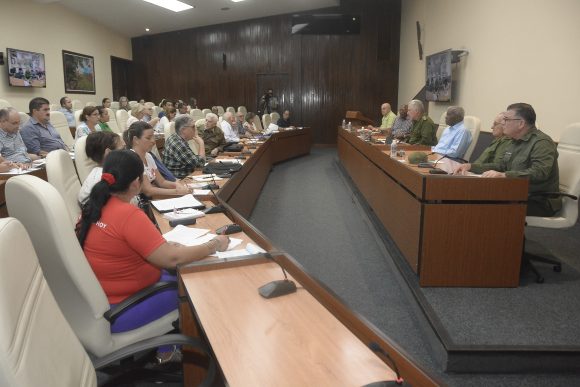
[103, 281, 177, 324]
[528, 192, 578, 200]
[93, 333, 216, 387]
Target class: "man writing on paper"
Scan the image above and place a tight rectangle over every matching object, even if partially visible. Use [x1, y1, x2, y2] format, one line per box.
[454, 103, 560, 216]
[432, 106, 471, 159]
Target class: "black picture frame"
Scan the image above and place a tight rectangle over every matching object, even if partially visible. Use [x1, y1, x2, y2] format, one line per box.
[62, 50, 96, 94]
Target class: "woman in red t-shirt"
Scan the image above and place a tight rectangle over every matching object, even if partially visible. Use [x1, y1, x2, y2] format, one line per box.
[77, 150, 228, 356]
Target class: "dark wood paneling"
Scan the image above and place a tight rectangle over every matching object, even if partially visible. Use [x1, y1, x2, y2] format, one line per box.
[131, 0, 401, 144]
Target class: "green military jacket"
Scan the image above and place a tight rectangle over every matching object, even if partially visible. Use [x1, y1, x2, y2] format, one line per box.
[473, 136, 511, 164]
[408, 115, 438, 145]
[201, 125, 226, 154]
[471, 127, 561, 212]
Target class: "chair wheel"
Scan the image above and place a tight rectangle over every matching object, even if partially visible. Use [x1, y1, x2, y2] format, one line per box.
[536, 276, 545, 284]
[554, 265, 562, 272]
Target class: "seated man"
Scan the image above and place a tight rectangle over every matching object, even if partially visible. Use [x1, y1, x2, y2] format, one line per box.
[473, 112, 512, 164]
[454, 103, 560, 217]
[0, 108, 39, 163]
[201, 113, 226, 157]
[235, 111, 246, 137]
[163, 115, 206, 179]
[21, 97, 68, 157]
[220, 112, 240, 143]
[406, 99, 438, 146]
[432, 106, 472, 159]
[370, 103, 396, 134]
[58, 96, 76, 129]
[277, 110, 293, 128]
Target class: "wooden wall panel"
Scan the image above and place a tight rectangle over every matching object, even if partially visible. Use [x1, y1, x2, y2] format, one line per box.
[131, 0, 401, 144]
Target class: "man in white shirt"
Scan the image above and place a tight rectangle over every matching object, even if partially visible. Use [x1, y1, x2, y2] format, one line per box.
[221, 112, 240, 143]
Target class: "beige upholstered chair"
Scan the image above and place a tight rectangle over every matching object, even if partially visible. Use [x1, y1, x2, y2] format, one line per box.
[270, 112, 280, 123]
[0, 218, 96, 387]
[526, 123, 580, 229]
[72, 100, 83, 111]
[163, 120, 175, 138]
[190, 108, 204, 121]
[237, 106, 247, 114]
[216, 106, 225, 116]
[74, 109, 83, 128]
[105, 108, 121, 133]
[86, 101, 96, 107]
[253, 114, 263, 132]
[110, 101, 120, 110]
[202, 108, 211, 115]
[18, 112, 30, 129]
[0, 217, 214, 386]
[49, 111, 75, 149]
[262, 113, 272, 129]
[437, 111, 447, 140]
[50, 103, 60, 111]
[226, 106, 235, 114]
[5, 176, 179, 358]
[129, 100, 138, 108]
[115, 109, 130, 132]
[46, 149, 81, 225]
[463, 115, 481, 161]
[74, 135, 99, 183]
[0, 99, 11, 108]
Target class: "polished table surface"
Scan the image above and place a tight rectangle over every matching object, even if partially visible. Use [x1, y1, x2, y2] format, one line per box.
[338, 128, 529, 287]
[182, 260, 396, 387]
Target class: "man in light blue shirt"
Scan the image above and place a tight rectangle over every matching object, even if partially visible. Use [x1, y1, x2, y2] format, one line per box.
[21, 97, 68, 157]
[58, 96, 76, 129]
[432, 106, 471, 159]
[0, 107, 39, 163]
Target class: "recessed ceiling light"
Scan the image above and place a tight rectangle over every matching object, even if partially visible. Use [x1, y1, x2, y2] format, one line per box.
[231, 0, 245, 2]
[145, 28, 150, 32]
[142, 0, 193, 12]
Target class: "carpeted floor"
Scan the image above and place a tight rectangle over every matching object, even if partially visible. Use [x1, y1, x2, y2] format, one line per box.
[249, 147, 580, 386]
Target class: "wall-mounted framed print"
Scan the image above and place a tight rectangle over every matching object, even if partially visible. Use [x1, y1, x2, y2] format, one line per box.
[62, 50, 95, 94]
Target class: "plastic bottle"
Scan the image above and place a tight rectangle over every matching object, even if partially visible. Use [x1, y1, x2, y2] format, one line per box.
[347, 121, 352, 131]
[342, 119, 346, 129]
[390, 139, 398, 157]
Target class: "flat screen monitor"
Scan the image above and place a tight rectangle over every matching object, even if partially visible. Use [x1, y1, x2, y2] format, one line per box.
[426, 49, 451, 102]
[7, 48, 46, 88]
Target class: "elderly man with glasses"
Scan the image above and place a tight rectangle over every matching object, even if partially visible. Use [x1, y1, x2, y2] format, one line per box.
[472, 112, 512, 164]
[162, 115, 206, 179]
[454, 103, 560, 216]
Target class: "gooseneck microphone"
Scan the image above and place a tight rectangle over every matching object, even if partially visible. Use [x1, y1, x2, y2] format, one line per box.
[258, 253, 297, 299]
[203, 174, 226, 214]
[361, 342, 408, 386]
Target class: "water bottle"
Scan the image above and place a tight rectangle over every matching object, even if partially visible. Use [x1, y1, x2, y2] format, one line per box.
[347, 121, 352, 131]
[390, 139, 398, 157]
[342, 119, 346, 129]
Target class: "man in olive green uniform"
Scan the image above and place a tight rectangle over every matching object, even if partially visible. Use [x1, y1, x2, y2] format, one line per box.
[406, 99, 438, 145]
[473, 112, 512, 164]
[201, 113, 226, 157]
[454, 103, 560, 217]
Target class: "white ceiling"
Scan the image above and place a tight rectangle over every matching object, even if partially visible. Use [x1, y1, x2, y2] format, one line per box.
[48, 0, 340, 38]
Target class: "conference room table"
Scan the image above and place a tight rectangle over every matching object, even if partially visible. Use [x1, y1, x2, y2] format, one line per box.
[0, 166, 47, 218]
[152, 128, 440, 386]
[338, 128, 529, 287]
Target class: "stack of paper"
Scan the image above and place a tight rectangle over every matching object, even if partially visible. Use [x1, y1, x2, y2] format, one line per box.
[162, 226, 243, 251]
[214, 243, 266, 259]
[162, 208, 205, 222]
[151, 195, 204, 212]
[0, 167, 40, 175]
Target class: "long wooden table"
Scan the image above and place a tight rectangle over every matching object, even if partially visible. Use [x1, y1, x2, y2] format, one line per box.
[338, 129, 529, 287]
[151, 129, 439, 386]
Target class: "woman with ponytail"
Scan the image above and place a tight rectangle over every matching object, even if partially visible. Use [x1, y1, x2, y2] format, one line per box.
[78, 150, 228, 360]
[123, 121, 190, 197]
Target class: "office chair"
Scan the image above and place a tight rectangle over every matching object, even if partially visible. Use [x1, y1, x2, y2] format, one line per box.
[6, 175, 179, 358]
[74, 134, 99, 183]
[0, 217, 215, 387]
[115, 108, 130, 132]
[523, 122, 580, 283]
[105, 108, 121, 133]
[18, 112, 30, 129]
[46, 149, 82, 225]
[462, 115, 481, 161]
[49, 110, 75, 150]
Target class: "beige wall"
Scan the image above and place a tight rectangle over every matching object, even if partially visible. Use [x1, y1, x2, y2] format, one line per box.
[0, 0, 131, 112]
[399, 0, 580, 141]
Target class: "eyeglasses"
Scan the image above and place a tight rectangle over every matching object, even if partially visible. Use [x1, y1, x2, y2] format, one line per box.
[503, 117, 522, 122]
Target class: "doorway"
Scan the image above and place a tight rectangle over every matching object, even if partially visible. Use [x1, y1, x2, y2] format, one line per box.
[110, 56, 134, 101]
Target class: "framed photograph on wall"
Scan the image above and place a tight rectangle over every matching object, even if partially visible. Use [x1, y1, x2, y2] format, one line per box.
[62, 50, 95, 94]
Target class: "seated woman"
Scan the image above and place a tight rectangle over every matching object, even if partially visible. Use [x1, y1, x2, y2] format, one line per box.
[75, 106, 101, 141]
[118, 96, 130, 111]
[123, 121, 190, 197]
[77, 150, 228, 360]
[243, 112, 262, 137]
[78, 131, 124, 205]
[96, 105, 113, 132]
[156, 106, 177, 133]
[127, 103, 159, 127]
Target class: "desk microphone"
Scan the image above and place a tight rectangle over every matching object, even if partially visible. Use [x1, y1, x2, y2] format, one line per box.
[258, 253, 297, 299]
[361, 342, 408, 387]
[203, 174, 226, 214]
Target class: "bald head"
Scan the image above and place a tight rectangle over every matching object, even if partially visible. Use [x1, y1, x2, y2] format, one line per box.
[381, 103, 392, 116]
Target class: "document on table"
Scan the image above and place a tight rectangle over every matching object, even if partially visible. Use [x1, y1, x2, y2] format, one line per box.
[192, 174, 223, 182]
[162, 208, 205, 221]
[163, 225, 210, 246]
[193, 189, 211, 195]
[213, 243, 266, 259]
[0, 167, 40, 175]
[151, 194, 204, 212]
